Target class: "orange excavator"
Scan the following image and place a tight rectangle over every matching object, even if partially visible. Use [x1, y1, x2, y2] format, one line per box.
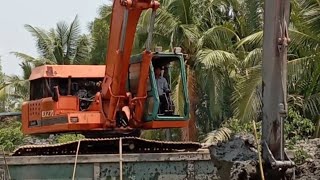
[20, 0, 190, 139]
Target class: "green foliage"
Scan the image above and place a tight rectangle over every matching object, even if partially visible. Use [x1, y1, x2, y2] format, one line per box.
[141, 130, 167, 140]
[55, 134, 85, 144]
[294, 147, 311, 165]
[285, 107, 315, 149]
[141, 129, 181, 141]
[16, 15, 92, 65]
[89, 5, 111, 64]
[220, 108, 314, 151]
[202, 127, 232, 144]
[0, 118, 24, 152]
[221, 117, 262, 138]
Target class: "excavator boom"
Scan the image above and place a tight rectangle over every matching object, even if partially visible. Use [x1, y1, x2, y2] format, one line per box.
[261, 0, 294, 171]
[101, 0, 159, 128]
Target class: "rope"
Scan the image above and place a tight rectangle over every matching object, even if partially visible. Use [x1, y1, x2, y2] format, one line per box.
[2, 149, 11, 180]
[72, 140, 81, 180]
[252, 120, 265, 180]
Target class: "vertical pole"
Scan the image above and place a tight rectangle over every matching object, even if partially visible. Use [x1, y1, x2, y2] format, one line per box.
[262, 0, 290, 162]
[93, 163, 100, 180]
[2, 149, 11, 180]
[119, 138, 123, 180]
[72, 140, 81, 180]
[68, 76, 72, 95]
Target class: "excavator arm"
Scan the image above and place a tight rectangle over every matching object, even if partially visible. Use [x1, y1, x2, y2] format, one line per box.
[262, 0, 295, 174]
[100, 0, 159, 128]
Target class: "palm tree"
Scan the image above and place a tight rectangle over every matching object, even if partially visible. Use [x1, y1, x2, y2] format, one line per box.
[0, 57, 8, 111]
[151, 0, 210, 141]
[0, 57, 29, 111]
[12, 15, 91, 66]
[4, 15, 92, 110]
[195, 26, 241, 130]
[185, 0, 264, 137]
[230, 0, 320, 139]
[130, 0, 263, 140]
[90, 1, 202, 141]
[89, 4, 112, 64]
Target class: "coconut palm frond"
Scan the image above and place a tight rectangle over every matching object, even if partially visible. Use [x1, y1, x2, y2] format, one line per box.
[289, 29, 320, 52]
[154, 8, 179, 37]
[303, 93, 320, 117]
[65, 15, 81, 63]
[196, 49, 238, 69]
[172, 75, 185, 116]
[202, 127, 232, 145]
[235, 31, 263, 50]
[11, 52, 54, 66]
[73, 35, 92, 65]
[232, 65, 262, 122]
[24, 24, 56, 62]
[242, 48, 262, 68]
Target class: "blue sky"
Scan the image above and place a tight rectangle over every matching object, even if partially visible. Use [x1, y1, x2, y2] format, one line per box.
[0, 0, 111, 76]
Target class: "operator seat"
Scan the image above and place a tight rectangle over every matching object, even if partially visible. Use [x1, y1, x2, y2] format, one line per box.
[158, 91, 175, 116]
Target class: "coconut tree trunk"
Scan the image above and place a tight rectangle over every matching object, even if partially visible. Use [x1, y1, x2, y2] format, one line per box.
[181, 66, 198, 141]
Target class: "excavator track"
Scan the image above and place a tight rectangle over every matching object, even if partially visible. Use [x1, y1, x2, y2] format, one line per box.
[11, 137, 202, 156]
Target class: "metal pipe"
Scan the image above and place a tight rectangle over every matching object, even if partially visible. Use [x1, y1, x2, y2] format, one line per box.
[279, 103, 286, 161]
[0, 112, 21, 117]
[119, 138, 123, 180]
[278, 0, 290, 162]
[146, 9, 156, 52]
[119, 9, 129, 52]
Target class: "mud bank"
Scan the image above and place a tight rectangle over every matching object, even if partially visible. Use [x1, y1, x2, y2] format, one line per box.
[293, 138, 320, 180]
[208, 133, 320, 180]
[208, 133, 261, 180]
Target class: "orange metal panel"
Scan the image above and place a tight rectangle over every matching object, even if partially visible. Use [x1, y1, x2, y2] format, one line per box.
[28, 100, 42, 120]
[56, 96, 79, 111]
[29, 65, 106, 80]
[21, 102, 29, 134]
[23, 112, 103, 134]
[67, 112, 102, 124]
[41, 98, 55, 109]
[23, 123, 103, 135]
[142, 121, 189, 129]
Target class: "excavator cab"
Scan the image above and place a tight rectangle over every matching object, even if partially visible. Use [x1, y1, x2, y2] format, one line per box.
[127, 49, 189, 128]
[146, 52, 189, 122]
